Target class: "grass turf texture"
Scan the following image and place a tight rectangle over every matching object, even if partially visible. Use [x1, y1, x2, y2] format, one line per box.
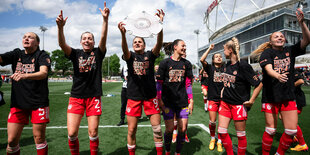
[0, 82, 309, 154]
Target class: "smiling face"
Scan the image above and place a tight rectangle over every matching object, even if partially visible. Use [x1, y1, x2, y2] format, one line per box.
[80, 32, 95, 52]
[270, 32, 286, 50]
[174, 40, 186, 56]
[132, 37, 146, 53]
[22, 32, 39, 49]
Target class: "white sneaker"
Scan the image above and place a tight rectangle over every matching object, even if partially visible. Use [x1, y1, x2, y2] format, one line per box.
[204, 103, 208, 111]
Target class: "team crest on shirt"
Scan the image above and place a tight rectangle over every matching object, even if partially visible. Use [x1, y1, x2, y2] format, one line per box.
[169, 67, 173, 70]
[233, 70, 237, 75]
[209, 105, 212, 109]
[91, 52, 94, 55]
[183, 65, 185, 69]
[18, 58, 21, 62]
[274, 56, 278, 59]
[32, 58, 35, 63]
[286, 52, 289, 56]
[144, 57, 148, 60]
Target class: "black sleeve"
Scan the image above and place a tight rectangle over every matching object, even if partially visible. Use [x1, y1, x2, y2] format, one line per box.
[38, 52, 51, 70]
[291, 41, 306, 57]
[203, 64, 212, 75]
[0, 48, 20, 66]
[241, 62, 261, 87]
[186, 60, 193, 79]
[259, 49, 273, 69]
[149, 50, 159, 61]
[156, 59, 166, 81]
[97, 47, 106, 60]
[125, 51, 135, 63]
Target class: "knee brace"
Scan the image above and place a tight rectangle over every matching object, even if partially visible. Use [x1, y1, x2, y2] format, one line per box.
[152, 124, 163, 139]
[285, 129, 297, 136]
[265, 127, 276, 135]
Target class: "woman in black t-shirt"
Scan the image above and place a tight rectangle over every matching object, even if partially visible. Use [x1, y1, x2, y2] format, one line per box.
[56, 2, 109, 155]
[156, 39, 193, 155]
[219, 37, 262, 155]
[0, 32, 51, 155]
[118, 9, 165, 155]
[200, 44, 224, 152]
[252, 8, 310, 155]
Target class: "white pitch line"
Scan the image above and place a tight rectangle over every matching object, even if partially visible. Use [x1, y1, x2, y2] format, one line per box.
[0, 124, 209, 130]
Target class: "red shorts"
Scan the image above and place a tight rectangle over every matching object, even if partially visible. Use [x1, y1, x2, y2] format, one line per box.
[219, 101, 247, 121]
[67, 96, 102, 117]
[208, 100, 221, 112]
[201, 85, 208, 91]
[261, 101, 297, 114]
[298, 107, 302, 114]
[126, 98, 160, 117]
[8, 107, 50, 124]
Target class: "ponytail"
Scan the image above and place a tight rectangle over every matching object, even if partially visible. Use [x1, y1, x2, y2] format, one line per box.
[225, 37, 240, 61]
[251, 42, 271, 61]
[163, 39, 183, 56]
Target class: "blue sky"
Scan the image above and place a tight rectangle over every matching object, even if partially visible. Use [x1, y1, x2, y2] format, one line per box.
[0, 0, 283, 67]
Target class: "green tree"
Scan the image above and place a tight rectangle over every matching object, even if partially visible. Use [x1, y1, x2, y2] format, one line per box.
[51, 49, 72, 76]
[155, 51, 165, 66]
[102, 54, 120, 76]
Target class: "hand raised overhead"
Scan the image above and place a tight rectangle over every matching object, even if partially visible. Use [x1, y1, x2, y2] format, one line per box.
[56, 10, 68, 28]
[99, 1, 110, 20]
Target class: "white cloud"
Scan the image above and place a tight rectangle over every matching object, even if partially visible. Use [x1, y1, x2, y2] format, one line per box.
[0, 0, 289, 70]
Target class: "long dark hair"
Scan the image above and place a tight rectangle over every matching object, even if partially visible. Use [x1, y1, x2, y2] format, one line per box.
[163, 39, 183, 56]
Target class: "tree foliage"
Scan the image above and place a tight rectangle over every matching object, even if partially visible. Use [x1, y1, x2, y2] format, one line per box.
[51, 49, 73, 76]
[102, 54, 120, 76]
[154, 51, 165, 66]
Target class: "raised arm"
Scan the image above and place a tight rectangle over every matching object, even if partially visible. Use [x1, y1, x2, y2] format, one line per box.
[152, 9, 165, 56]
[98, 1, 109, 54]
[200, 44, 214, 68]
[56, 10, 71, 56]
[296, 8, 310, 49]
[118, 22, 131, 60]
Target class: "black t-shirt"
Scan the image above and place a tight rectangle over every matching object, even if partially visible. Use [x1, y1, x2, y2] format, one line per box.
[0, 48, 51, 109]
[156, 57, 193, 108]
[259, 42, 305, 103]
[200, 70, 208, 86]
[222, 60, 260, 105]
[126, 50, 158, 100]
[294, 70, 306, 108]
[203, 63, 224, 101]
[66, 47, 106, 98]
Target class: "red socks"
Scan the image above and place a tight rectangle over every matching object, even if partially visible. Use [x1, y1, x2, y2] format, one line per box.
[155, 142, 163, 155]
[127, 144, 135, 155]
[89, 136, 99, 155]
[36, 141, 48, 155]
[296, 125, 306, 145]
[218, 127, 233, 155]
[276, 129, 297, 155]
[262, 127, 276, 155]
[237, 131, 247, 155]
[209, 121, 216, 137]
[68, 136, 79, 155]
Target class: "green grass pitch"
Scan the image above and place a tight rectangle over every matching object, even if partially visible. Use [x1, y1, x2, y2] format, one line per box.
[0, 82, 309, 154]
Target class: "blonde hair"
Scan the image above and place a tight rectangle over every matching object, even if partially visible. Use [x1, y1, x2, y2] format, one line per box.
[251, 42, 272, 61]
[225, 37, 240, 61]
